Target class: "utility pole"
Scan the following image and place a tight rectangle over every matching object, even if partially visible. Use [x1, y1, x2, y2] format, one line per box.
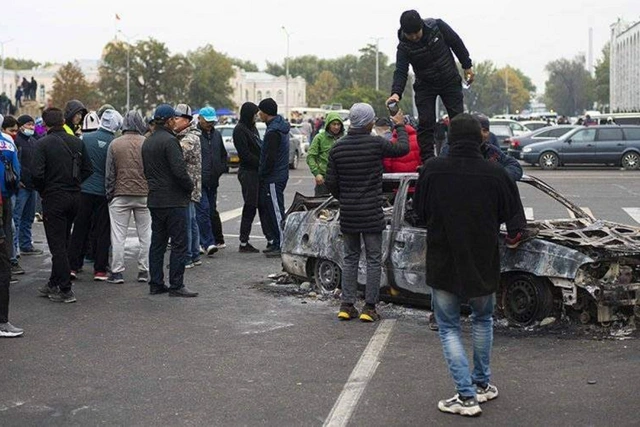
[282, 26, 290, 119]
[0, 39, 14, 95]
[371, 37, 382, 91]
[505, 66, 510, 115]
[117, 31, 135, 112]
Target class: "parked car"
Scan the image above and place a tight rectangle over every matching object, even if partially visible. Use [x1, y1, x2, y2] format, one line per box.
[281, 173, 640, 326]
[507, 125, 578, 159]
[490, 124, 514, 152]
[289, 127, 308, 156]
[222, 123, 301, 170]
[521, 125, 640, 170]
[490, 118, 530, 136]
[519, 120, 549, 131]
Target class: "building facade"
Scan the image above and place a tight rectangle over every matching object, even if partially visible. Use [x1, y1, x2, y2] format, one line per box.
[610, 19, 640, 112]
[230, 67, 306, 118]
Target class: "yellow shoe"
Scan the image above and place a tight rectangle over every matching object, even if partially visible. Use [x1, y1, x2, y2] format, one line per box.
[338, 304, 359, 321]
[359, 306, 380, 322]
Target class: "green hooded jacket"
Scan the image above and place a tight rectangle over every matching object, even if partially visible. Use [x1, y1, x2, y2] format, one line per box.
[306, 111, 344, 177]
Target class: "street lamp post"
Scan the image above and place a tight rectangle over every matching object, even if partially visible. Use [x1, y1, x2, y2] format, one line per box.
[117, 31, 134, 112]
[1, 39, 14, 95]
[281, 26, 290, 119]
[371, 37, 382, 91]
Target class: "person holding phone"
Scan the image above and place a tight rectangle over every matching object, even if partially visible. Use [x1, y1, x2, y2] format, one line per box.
[387, 9, 474, 163]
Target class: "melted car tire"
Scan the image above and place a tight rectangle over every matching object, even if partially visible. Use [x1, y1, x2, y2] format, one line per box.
[539, 151, 559, 170]
[313, 258, 342, 293]
[621, 151, 640, 170]
[501, 274, 554, 325]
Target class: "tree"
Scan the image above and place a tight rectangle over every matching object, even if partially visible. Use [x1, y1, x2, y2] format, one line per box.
[230, 58, 258, 72]
[333, 87, 388, 117]
[307, 71, 341, 107]
[2, 57, 41, 70]
[187, 45, 235, 109]
[50, 62, 99, 109]
[544, 55, 594, 116]
[594, 42, 610, 110]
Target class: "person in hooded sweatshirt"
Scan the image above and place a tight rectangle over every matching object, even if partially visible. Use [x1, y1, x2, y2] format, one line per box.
[105, 111, 150, 284]
[306, 111, 344, 196]
[68, 109, 123, 282]
[257, 98, 290, 257]
[63, 99, 88, 137]
[233, 102, 270, 253]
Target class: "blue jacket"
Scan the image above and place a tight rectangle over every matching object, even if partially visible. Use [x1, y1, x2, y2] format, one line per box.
[259, 115, 290, 183]
[439, 137, 522, 182]
[0, 135, 21, 197]
[81, 128, 116, 196]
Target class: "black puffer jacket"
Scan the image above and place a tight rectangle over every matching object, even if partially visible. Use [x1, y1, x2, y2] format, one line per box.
[325, 125, 409, 234]
[141, 126, 193, 209]
[391, 18, 472, 96]
[233, 103, 261, 171]
[200, 126, 228, 189]
[15, 131, 38, 190]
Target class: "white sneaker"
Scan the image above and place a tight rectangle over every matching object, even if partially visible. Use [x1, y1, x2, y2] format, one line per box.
[215, 242, 227, 249]
[0, 322, 24, 337]
[206, 245, 218, 256]
[476, 384, 499, 403]
[438, 394, 482, 417]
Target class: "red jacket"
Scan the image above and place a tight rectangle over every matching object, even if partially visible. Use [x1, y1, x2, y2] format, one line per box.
[383, 125, 422, 173]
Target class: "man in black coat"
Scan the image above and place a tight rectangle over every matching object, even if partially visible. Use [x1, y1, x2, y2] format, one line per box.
[142, 104, 197, 297]
[325, 103, 409, 322]
[414, 114, 521, 417]
[387, 9, 474, 162]
[32, 108, 93, 303]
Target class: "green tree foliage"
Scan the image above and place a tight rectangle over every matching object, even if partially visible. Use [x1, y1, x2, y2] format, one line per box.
[50, 62, 99, 109]
[594, 42, 610, 109]
[463, 61, 532, 115]
[333, 87, 389, 117]
[2, 57, 41, 70]
[352, 44, 393, 91]
[99, 38, 192, 113]
[544, 55, 595, 116]
[307, 71, 340, 107]
[230, 58, 259, 72]
[187, 45, 235, 109]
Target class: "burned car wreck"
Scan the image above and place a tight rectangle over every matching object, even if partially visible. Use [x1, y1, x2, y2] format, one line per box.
[281, 173, 640, 326]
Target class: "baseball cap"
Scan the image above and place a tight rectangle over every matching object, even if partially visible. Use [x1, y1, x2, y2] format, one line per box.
[154, 104, 177, 121]
[174, 103, 193, 120]
[199, 106, 217, 122]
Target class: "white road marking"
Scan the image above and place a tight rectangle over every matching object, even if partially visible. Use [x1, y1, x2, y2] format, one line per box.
[323, 319, 396, 427]
[566, 207, 594, 219]
[524, 207, 534, 221]
[220, 207, 244, 222]
[623, 208, 640, 225]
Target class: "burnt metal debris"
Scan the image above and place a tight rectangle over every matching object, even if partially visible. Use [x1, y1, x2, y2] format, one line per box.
[281, 173, 640, 326]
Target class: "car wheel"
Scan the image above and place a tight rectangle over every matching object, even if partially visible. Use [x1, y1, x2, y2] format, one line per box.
[289, 151, 299, 170]
[314, 258, 341, 293]
[621, 151, 640, 170]
[538, 151, 559, 170]
[501, 274, 554, 325]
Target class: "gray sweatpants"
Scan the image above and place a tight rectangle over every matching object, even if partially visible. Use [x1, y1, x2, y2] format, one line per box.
[340, 232, 382, 306]
[108, 196, 151, 274]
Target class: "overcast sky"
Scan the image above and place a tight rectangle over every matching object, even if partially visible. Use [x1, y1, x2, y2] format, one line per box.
[3, 0, 639, 93]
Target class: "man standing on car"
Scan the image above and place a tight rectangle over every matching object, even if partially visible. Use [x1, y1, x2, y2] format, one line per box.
[196, 107, 227, 256]
[142, 104, 197, 297]
[413, 113, 520, 417]
[325, 103, 409, 322]
[387, 10, 474, 163]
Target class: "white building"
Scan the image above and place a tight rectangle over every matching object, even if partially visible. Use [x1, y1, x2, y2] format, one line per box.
[229, 67, 306, 118]
[610, 19, 640, 112]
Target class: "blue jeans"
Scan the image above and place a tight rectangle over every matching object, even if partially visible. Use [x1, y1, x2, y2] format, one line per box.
[13, 189, 37, 252]
[186, 202, 200, 263]
[196, 185, 223, 248]
[432, 289, 495, 398]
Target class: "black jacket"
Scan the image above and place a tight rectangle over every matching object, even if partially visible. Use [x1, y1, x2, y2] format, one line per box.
[325, 125, 409, 234]
[15, 131, 38, 190]
[392, 18, 472, 96]
[199, 126, 227, 189]
[413, 140, 520, 299]
[141, 126, 193, 208]
[233, 122, 261, 171]
[32, 128, 93, 196]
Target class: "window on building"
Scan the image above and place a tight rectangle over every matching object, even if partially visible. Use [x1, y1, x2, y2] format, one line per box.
[257, 90, 262, 100]
[266, 91, 271, 98]
[276, 90, 284, 104]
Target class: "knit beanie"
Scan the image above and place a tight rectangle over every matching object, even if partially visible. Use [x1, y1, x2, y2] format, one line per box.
[258, 98, 278, 116]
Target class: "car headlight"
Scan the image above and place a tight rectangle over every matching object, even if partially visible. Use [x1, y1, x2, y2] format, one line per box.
[523, 147, 532, 153]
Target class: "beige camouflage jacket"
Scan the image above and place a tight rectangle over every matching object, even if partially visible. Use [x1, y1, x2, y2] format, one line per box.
[177, 122, 202, 202]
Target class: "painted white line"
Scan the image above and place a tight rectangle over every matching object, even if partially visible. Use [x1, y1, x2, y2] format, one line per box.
[566, 207, 594, 219]
[323, 319, 396, 427]
[623, 207, 640, 225]
[524, 207, 534, 221]
[224, 234, 267, 240]
[220, 207, 244, 223]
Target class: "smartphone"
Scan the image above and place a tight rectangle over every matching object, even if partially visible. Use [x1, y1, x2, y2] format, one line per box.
[387, 101, 399, 116]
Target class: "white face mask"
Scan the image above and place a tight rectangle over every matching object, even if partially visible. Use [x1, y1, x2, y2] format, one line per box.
[23, 129, 35, 137]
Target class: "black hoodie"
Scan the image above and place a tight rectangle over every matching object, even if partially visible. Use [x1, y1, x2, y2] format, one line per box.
[233, 103, 262, 171]
[64, 99, 88, 133]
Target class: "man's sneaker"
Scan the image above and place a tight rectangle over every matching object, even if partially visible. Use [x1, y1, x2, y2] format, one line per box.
[10, 277, 18, 284]
[38, 284, 57, 297]
[0, 322, 24, 338]
[11, 263, 25, 275]
[337, 304, 359, 321]
[215, 242, 227, 249]
[35, 212, 43, 222]
[137, 271, 149, 283]
[239, 242, 260, 253]
[107, 272, 125, 284]
[192, 259, 202, 266]
[94, 271, 108, 281]
[149, 285, 169, 295]
[20, 247, 43, 256]
[264, 248, 281, 258]
[206, 245, 218, 256]
[168, 286, 199, 297]
[505, 227, 539, 249]
[185, 262, 195, 269]
[359, 306, 381, 322]
[476, 384, 499, 403]
[199, 246, 205, 255]
[262, 243, 275, 253]
[438, 394, 482, 417]
[428, 312, 439, 331]
[70, 270, 78, 280]
[49, 289, 77, 303]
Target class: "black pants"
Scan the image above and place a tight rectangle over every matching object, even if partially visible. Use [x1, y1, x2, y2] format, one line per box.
[42, 191, 79, 291]
[505, 185, 528, 236]
[149, 207, 187, 290]
[1, 200, 13, 323]
[69, 193, 110, 273]
[258, 181, 286, 248]
[414, 81, 464, 162]
[238, 168, 270, 244]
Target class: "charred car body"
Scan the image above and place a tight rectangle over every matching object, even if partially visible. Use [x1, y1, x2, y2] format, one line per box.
[282, 173, 640, 325]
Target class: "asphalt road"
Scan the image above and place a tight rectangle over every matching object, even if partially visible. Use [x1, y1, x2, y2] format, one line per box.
[1, 161, 639, 426]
